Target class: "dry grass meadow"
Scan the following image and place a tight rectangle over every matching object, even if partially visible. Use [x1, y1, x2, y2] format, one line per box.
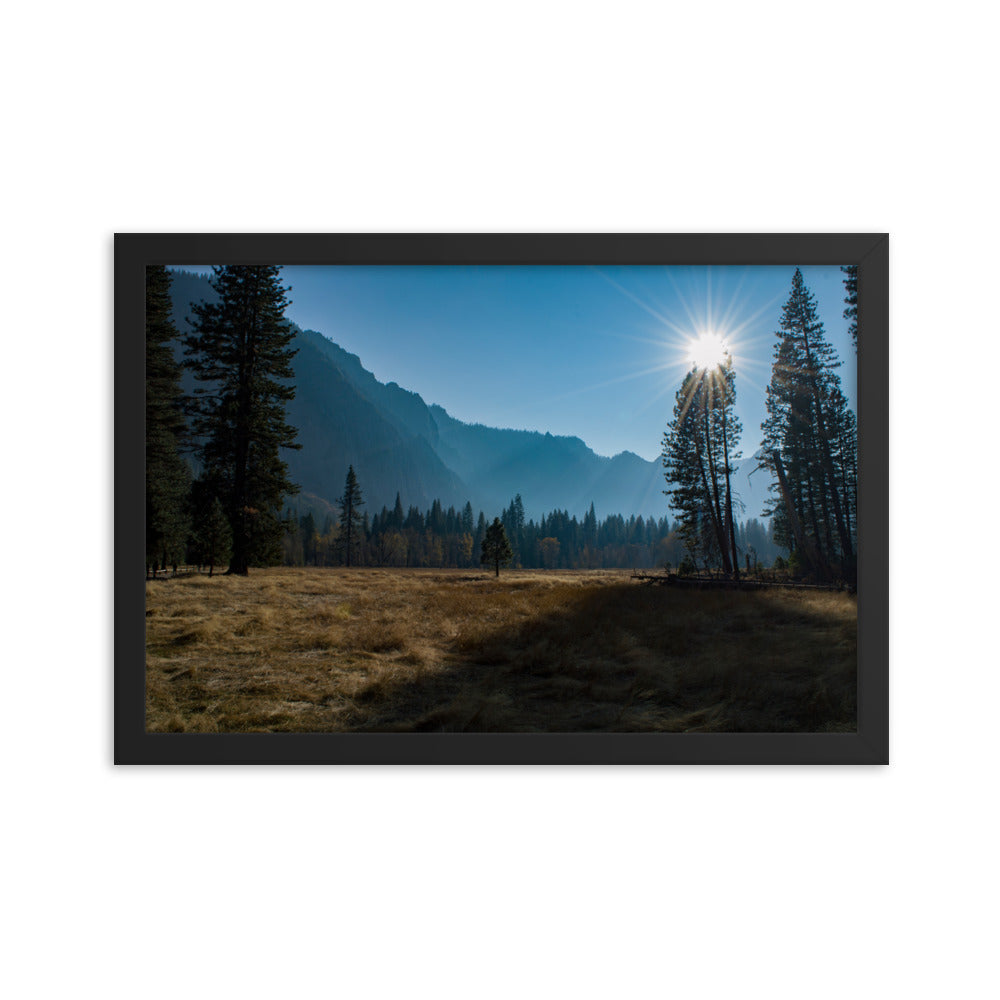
[145, 567, 856, 733]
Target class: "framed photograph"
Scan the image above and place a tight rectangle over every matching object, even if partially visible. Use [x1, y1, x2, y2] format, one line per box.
[117, 233, 888, 764]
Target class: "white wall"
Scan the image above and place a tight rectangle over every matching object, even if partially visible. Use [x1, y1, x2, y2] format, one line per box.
[3, 3, 994, 998]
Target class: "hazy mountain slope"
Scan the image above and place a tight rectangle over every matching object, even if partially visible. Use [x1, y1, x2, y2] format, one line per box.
[576, 450, 668, 521]
[297, 330, 441, 448]
[287, 334, 469, 513]
[428, 404, 676, 520]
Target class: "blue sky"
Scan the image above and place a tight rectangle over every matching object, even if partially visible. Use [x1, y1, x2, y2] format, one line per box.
[176, 264, 855, 463]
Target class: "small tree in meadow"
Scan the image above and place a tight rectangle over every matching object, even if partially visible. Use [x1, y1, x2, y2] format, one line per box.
[481, 518, 513, 577]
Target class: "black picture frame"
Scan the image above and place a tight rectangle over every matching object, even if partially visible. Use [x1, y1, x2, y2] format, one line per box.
[117, 233, 888, 764]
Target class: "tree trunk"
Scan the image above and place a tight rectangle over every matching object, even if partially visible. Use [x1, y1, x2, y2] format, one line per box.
[720, 392, 740, 581]
[699, 383, 732, 576]
[800, 324, 854, 566]
[695, 441, 732, 576]
[772, 451, 823, 576]
[227, 292, 255, 577]
[803, 465, 827, 571]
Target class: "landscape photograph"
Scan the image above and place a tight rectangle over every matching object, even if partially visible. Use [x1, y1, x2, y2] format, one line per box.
[144, 261, 859, 734]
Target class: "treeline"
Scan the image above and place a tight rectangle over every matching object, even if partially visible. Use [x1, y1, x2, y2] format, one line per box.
[662, 266, 857, 585]
[281, 486, 784, 571]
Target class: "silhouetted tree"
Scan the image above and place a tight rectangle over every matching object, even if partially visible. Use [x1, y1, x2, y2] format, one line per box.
[842, 264, 858, 353]
[184, 265, 300, 574]
[662, 352, 742, 577]
[481, 517, 513, 577]
[510, 494, 525, 564]
[429, 498, 445, 535]
[145, 266, 190, 577]
[582, 502, 598, 567]
[762, 268, 856, 583]
[338, 465, 365, 566]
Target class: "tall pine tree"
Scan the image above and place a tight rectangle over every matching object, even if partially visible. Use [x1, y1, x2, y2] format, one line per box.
[338, 465, 365, 566]
[145, 265, 190, 577]
[583, 501, 598, 568]
[762, 268, 856, 583]
[662, 352, 742, 577]
[184, 266, 300, 575]
[502, 493, 526, 567]
[461, 501, 474, 535]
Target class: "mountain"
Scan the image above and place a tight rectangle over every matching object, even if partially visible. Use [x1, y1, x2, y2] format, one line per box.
[164, 269, 770, 523]
[285, 331, 469, 514]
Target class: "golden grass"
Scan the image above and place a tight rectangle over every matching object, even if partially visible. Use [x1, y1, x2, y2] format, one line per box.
[145, 568, 857, 733]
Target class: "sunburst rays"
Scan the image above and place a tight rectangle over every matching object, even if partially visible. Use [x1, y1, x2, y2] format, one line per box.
[547, 266, 781, 456]
[586, 265, 776, 394]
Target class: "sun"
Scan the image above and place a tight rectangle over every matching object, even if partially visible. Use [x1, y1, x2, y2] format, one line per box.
[686, 331, 729, 371]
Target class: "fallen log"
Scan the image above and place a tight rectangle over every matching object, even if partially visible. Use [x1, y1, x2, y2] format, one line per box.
[630, 571, 845, 592]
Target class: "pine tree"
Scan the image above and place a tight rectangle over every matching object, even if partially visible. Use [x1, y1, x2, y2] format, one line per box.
[842, 264, 858, 353]
[762, 268, 856, 583]
[429, 498, 445, 535]
[511, 494, 525, 564]
[662, 352, 742, 577]
[338, 465, 365, 566]
[474, 511, 487, 562]
[184, 265, 300, 575]
[481, 517, 513, 577]
[717, 359, 742, 578]
[145, 265, 191, 577]
[583, 501, 598, 568]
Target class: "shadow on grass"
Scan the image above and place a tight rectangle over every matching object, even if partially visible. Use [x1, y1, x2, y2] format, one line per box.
[350, 583, 858, 734]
